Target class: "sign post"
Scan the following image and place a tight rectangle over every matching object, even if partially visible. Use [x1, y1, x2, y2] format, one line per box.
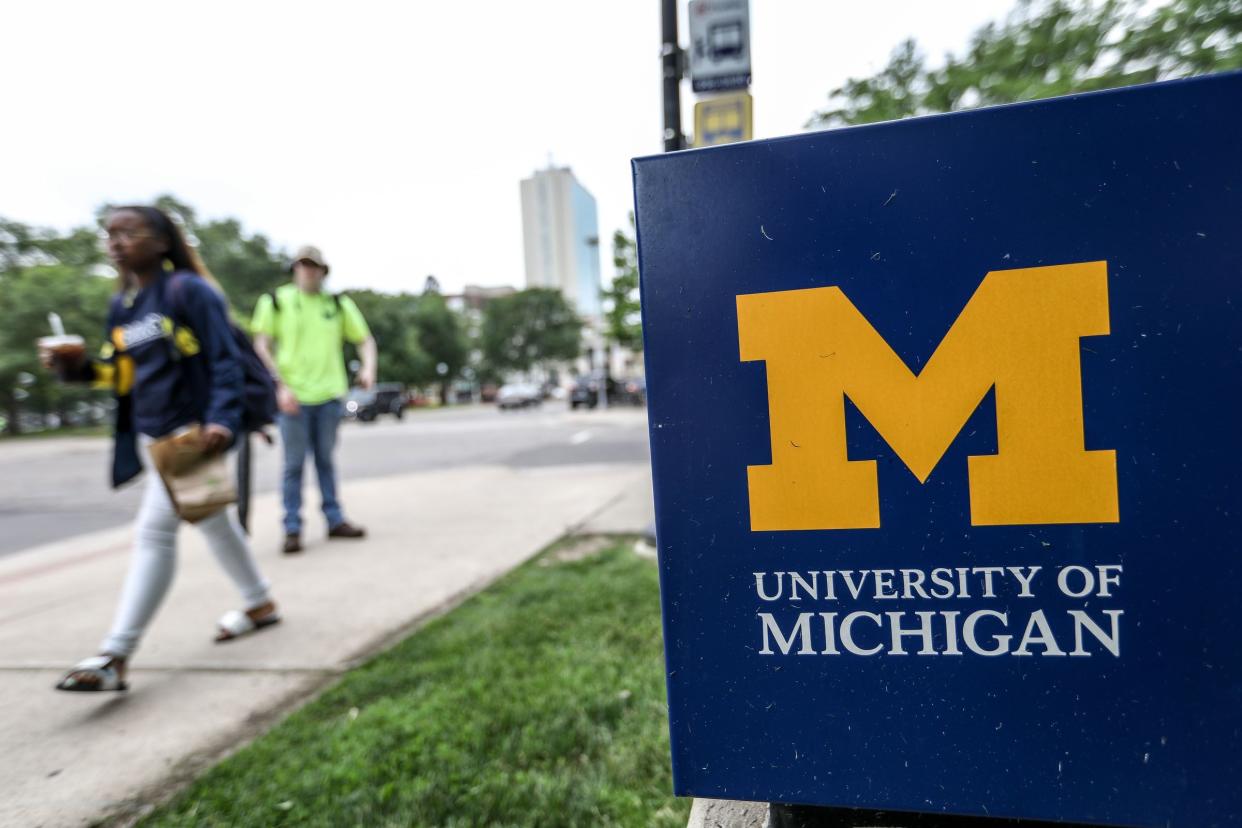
[633, 74, 1242, 827]
[661, 0, 685, 151]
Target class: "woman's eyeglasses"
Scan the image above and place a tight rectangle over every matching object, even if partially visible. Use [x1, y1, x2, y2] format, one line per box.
[102, 229, 154, 243]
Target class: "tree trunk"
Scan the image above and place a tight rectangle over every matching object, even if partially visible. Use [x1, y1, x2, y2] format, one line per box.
[57, 396, 72, 431]
[3, 396, 21, 436]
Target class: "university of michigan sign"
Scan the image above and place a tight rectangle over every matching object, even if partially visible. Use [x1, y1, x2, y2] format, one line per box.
[634, 73, 1241, 827]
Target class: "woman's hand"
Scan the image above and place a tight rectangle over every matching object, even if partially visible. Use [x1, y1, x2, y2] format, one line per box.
[201, 423, 233, 454]
[38, 345, 86, 380]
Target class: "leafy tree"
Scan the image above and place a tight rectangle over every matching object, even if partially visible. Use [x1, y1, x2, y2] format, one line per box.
[1, 215, 112, 434]
[0, 263, 113, 435]
[345, 289, 469, 398]
[195, 219, 288, 317]
[346, 289, 433, 388]
[411, 290, 469, 403]
[1, 219, 103, 273]
[602, 215, 643, 354]
[480, 288, 583, 375]
[0, 219, 36, 271]
[150, 195, 287, 317]
[808, 0, 1242, 128]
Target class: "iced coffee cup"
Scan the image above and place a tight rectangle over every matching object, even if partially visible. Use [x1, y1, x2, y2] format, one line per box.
[38, 333, 87, 365]
[38, 334, 87, 378]
[38, 313, 86, 376]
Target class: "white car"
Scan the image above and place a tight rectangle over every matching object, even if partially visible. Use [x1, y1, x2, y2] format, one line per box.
[496, 383, 542, 410]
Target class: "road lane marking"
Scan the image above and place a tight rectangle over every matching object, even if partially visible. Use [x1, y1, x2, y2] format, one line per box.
[570, 430, 593, 445]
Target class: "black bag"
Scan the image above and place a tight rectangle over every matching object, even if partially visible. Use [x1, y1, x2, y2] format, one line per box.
[168, 273, 278, 433]
[228, 323, 279, 433]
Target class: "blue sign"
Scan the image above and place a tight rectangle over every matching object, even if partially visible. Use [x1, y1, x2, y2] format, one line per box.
[634, 73, 1242, 827]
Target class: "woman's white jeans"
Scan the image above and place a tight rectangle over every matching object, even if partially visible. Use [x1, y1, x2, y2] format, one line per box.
[101, 443, 271, 658]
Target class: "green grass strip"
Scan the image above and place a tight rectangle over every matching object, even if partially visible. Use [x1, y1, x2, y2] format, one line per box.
[141, 539, 688, 828]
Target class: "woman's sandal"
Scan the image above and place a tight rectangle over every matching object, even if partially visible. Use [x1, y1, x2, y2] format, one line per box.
[55, 655, 128, 692]
[215, 607, 281, 643]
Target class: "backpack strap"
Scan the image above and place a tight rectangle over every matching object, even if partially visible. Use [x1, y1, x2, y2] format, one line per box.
[164, 271, 194, 327]
[161, 272, 201, 363]
[165, 270, 218, 330]
[266, 286, 344, 337]
[268, 289, 338, 313]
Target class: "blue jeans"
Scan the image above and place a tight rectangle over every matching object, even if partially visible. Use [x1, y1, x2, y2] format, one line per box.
[279, 399, 345, 535]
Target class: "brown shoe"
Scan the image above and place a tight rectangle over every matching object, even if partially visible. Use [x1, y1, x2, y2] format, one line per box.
[328, 521, 366, 539]
[283, 534, 303, 554]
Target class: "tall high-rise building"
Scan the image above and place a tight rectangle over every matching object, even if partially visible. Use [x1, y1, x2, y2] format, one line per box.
[520, 166, 602, 317]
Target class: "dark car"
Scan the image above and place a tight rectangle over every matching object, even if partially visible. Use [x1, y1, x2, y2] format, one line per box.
[570, 375, 607, 409]
[373, 383, 407, 419]
[617, 376, 646, 406]
[571, 374, 642, 409]
[344, 384, 406, 423]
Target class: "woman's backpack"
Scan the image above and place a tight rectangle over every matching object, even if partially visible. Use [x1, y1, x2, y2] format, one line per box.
[166, 273, 278, 434]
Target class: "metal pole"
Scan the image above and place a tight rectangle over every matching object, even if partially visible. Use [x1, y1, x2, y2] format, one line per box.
[237, 432, 252, 534]
[661, 0, 685, 152]
[596, 339, 609, 410]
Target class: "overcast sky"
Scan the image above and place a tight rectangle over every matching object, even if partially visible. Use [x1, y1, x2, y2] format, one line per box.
[1, 1, 1014, 297]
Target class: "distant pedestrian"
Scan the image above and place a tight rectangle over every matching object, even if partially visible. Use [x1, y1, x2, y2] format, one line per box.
[45, 206, 280, 693]
[251, 246, 376, 554]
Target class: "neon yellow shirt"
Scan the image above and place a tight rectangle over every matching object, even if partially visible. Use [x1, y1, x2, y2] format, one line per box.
[251, 284, 371, 405]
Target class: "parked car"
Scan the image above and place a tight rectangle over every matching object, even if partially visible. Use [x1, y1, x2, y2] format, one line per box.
[618, 376, 646, 406]
[373, 383, 407, 419]
[571, 374, 611, 409]
[344, 384, 406, 423]
[571, 374, 646, 408]
[569, 376, 595, 409]
[496, 383, 542, 410]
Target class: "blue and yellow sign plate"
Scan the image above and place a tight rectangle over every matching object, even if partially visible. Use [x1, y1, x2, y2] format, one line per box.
[694, 91, 753, 148]
[633, 73, 1242, 827]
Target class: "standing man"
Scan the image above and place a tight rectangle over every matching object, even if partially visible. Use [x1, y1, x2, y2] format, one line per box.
[252, 246, 377, 554]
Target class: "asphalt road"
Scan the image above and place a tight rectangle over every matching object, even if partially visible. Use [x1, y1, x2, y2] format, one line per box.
[0, 402, 651, 558]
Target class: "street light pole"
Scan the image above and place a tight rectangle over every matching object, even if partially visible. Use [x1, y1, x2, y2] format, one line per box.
[661, 0, 685, 152]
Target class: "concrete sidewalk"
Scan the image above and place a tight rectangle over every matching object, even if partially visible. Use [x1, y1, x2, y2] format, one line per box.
[0, 460, 655, 827]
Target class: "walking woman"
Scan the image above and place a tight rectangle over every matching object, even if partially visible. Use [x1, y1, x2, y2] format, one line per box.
[44, 205, 280, 692]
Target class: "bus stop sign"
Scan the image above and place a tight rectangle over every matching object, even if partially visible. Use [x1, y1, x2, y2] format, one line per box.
[633, 73, 1242, 827]
[689, 0, 751, 93]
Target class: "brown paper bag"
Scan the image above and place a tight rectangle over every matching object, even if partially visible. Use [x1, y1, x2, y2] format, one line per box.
[148, 424, 237, 523]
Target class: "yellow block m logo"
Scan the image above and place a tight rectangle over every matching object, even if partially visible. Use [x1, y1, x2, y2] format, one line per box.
[737, 261, 1119, 531]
